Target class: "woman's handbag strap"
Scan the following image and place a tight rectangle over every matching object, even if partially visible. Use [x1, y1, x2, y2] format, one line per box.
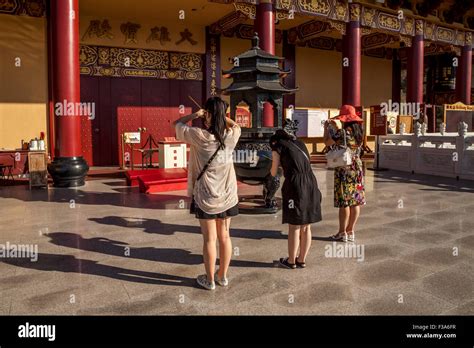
[196, 134, 227, 182]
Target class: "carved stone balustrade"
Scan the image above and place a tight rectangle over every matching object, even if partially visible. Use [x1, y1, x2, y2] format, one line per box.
[377, 122, 474, 181]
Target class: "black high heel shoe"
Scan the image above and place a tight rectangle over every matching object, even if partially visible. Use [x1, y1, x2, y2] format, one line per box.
[279, 257, 296, 269]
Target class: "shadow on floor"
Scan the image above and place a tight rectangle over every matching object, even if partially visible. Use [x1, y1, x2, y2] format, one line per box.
[0, 253, 197, 288]
[0, 187, 190, 210]
[373, 170, 474, 193]
[88, 215, 288, 240]
[46, 232, 275, 268]
[311, 236, 335, 242]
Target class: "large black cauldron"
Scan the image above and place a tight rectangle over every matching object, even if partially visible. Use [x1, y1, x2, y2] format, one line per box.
[222, 34, 297, 214]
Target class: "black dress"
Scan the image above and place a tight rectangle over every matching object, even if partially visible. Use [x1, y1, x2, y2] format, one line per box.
[270, 135, 323, 225]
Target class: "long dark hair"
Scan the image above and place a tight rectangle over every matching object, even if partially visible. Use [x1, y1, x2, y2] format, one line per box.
[343, 121, 364, 145]
[204, 97, 228, 149]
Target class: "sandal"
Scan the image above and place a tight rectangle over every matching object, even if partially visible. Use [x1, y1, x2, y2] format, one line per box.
[279, 257, 296, 269]
[330, 231, 348, 242]
[295, 258, 306, 268]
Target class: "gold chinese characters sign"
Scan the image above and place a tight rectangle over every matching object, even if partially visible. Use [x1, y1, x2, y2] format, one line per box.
[209, 37, 218, 97]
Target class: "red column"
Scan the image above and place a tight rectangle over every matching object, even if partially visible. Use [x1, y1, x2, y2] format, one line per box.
[392, 49, 401, 104]
[255, 0, 275, 127]
[406, 46, 412, 101]
[407, 20, 424, 104]
[48, 0, 89, 187]
[46, 4, 55, 159]
[282, 30, 296, 111]
[456, 39, 472, 104]
[342, 4, 361, 107]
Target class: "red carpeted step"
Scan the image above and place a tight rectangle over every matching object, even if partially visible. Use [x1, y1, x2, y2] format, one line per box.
[126, 169, 166, 186]
[136, 168, 188, 194]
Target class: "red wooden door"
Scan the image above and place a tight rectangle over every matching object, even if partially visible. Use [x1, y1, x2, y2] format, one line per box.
[141, 79, 193, 140]
[177, 80, 203, 127]
[80, 76, 118, 166]
[80, 76, 98, 165]
[96, 78, 114, 166]
[141, 79, 171, 165]
[113, 78, 142, 167]
[82, 76, 202, 167]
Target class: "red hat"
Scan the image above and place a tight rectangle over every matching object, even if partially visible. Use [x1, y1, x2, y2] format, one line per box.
[333, 105, 363, 123]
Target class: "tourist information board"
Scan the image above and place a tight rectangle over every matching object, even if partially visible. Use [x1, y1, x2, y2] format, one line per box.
[287, 108, 328, 137]
[370, 105, 387, 136]
[444, 102, 474, 132]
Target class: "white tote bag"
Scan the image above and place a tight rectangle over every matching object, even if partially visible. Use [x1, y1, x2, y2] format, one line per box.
[325, 130, 353, 169]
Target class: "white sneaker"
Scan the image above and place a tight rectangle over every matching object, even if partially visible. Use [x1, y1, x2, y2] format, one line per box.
[214, 270, 229, 287]
[196, 274, 215, 290]
[330, 232, 348, 243]
[347, 231, 355, 243]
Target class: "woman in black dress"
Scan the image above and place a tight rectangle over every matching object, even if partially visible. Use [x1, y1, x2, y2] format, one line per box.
[270, 119, 322, 269]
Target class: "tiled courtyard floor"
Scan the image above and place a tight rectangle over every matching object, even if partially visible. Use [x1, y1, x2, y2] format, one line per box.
[0, 164, 473, 315]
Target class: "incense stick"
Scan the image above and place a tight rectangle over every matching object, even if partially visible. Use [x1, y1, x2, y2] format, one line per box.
[188, 95, 202, 110]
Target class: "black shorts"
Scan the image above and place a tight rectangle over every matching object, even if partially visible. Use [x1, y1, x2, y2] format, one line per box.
[194, 203, 239, 220]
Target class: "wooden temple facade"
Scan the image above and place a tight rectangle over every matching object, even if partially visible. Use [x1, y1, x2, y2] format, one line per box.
[0, 0, 473, 186]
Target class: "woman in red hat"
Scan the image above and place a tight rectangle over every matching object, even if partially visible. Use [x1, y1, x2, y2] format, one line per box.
[323, 105, 366, 243]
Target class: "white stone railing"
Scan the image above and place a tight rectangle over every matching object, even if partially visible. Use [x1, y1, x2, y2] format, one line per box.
[377, 122, 474, 180]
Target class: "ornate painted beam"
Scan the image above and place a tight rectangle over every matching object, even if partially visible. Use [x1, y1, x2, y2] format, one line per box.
[287, 20, 333, 44]
[361, 32, 399, 50]
[209, 10, 249, 35]
[222, 24, 282, 44]
[0, 0, 46, 17]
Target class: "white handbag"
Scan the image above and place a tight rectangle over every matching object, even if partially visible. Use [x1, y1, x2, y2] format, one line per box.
[325, 130, 353, 169]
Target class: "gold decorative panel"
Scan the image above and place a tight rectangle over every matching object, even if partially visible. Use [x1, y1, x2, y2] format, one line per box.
[0, 0, 45, 17]
[378, 13, 401, 32]
[436, 27, 455, 44]
[297, 0, 331, 17]
[79, 45, 203, 81]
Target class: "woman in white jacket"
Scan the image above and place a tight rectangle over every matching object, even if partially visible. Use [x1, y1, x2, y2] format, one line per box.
[174, 97, 241, 290]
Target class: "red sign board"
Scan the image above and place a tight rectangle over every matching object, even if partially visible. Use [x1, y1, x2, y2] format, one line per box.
[235, 106, 251, 128]
[370, 105, 387, 136]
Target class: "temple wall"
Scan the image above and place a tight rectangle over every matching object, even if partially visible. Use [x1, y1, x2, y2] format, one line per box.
[0, 14, 48, 150]
[295, 46, 393, 109]
[361, 55, 393, 107]
[295, 46, 342, 108]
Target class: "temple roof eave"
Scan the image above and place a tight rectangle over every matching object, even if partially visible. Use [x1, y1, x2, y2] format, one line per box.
[236, 48, 285, 61]
[222, 66, 292, 76]
[222, 81, 298, 94]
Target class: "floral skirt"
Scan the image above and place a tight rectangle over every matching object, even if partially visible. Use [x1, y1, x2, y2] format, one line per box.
[333, 157, 366, 208]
